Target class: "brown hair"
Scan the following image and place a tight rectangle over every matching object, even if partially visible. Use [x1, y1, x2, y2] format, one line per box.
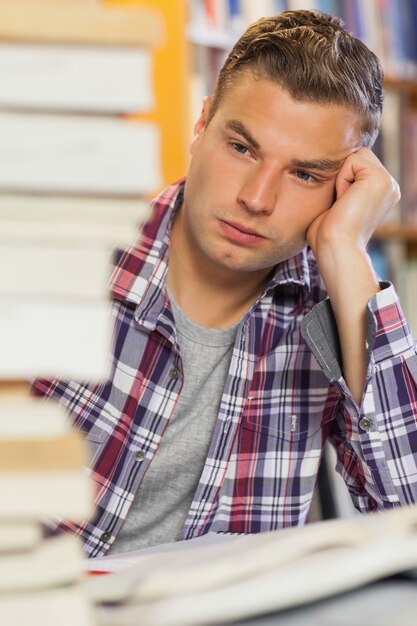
[207, 10, 383, 147]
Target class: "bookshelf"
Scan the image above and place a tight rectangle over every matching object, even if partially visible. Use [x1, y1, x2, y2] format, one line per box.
[374, 224, 417, 244]
[384, 76, 417, 98]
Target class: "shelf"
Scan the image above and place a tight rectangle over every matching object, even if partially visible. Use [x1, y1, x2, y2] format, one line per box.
[384, 75, 417, 97]
[373, 224, 417, 243]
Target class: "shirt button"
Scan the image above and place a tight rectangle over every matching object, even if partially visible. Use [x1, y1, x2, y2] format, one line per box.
[134, 450, 145, 462]
[169, 367, 180, 379]
[100, 531, 111, 543]
[359, 417, 373, 432]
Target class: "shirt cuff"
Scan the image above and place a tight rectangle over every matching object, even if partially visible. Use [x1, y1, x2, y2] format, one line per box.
[366, 282, 415, 363]
[301, 298, 342, 382]
[301, 282, 414, 382]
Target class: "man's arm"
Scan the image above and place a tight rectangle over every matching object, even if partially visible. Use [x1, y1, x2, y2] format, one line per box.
[304, 149, 417, 509]
[306, 148, 401, 406]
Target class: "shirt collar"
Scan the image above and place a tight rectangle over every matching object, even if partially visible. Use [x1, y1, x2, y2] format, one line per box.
[109, 180, 183, 307]
[266, 248, 311, 292]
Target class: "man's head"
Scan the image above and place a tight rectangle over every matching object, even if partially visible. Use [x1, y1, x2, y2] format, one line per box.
[173, 10, 383, 289]
[207, 10, 383, 148]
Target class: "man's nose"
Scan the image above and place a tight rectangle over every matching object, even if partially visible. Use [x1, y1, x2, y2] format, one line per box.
[237, 164, 278, 215]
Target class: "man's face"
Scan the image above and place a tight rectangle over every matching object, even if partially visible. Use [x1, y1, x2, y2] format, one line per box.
[180, 72, 361, 281]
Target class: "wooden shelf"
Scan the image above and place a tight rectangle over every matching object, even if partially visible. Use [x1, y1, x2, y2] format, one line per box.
[373, 224, 417, 243]
[384, 75, 417, 97]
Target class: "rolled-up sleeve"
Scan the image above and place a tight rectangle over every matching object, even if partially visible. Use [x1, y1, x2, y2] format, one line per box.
[302, 282, 417, 512]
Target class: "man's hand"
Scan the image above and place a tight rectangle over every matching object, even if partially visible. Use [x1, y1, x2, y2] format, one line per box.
[305, 148, 401, 406]
[306, 147, 400, 257]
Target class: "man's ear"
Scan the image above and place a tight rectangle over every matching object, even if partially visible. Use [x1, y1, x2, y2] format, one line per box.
[190, 96, 212, 154]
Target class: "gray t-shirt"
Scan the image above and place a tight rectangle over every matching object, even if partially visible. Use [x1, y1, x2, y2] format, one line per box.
[108, 291, 240, 554]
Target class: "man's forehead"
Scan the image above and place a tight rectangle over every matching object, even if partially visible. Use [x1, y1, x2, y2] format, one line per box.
[213, 71, 363, 148]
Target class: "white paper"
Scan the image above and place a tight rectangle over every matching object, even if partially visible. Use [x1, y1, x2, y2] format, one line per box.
[86, 506, 417, 626]
[87, 533, 241, 573]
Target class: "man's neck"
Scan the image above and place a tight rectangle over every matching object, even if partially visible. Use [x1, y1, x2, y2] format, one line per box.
[167, 223, 271, 330]
[166, 272, 266, 329]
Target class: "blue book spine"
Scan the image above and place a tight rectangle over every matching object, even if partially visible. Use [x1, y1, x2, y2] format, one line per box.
[368, 240, 391, 282]
[273, 0, 288, 13]
[341, 0, 360, 37]
[350, 0, 364, 40]
[317, 1, 333, 15]
[406, 0, 417, 65]
[379, 0, 404, 71]
[228, 0, 240, 19]
[319, 0, 344, 21]
[398, 0, 415, 67]
[354, 0, 368, 43]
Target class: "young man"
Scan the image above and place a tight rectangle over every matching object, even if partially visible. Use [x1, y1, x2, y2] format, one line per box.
[34, 10, 417, 558]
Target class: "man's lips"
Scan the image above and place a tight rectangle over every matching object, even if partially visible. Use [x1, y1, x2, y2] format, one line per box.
[219, 219, 267, 245]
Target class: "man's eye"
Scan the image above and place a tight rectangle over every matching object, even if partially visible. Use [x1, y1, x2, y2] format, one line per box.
[232, 142, 249, 155]
[295, 170, 315, 183]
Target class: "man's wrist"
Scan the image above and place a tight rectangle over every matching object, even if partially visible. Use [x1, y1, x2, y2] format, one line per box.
[314, 242, 379, 300]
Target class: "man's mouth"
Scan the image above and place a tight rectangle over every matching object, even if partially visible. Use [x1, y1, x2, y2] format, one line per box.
[219, 220, 267, 245]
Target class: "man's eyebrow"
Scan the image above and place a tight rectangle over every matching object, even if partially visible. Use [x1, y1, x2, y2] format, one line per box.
[224, 121, 345, 170]
[291, 158, 344, 171]
[225, 119, 260, 150]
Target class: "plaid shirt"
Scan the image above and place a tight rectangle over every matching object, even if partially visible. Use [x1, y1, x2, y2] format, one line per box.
[33, 180, 417, 558]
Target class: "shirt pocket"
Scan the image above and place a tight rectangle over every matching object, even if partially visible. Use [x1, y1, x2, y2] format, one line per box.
[233, 389, 333, 502]
[84, 429, 111, 469]
[242, 387, 332, 442]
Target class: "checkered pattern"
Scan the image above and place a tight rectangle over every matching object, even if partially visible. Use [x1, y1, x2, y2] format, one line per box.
[33, 180, 417, 557]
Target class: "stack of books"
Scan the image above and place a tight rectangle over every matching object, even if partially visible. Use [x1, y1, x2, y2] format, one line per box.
[0, 0, 155, 383]
[0, 382, 95, 625]
[0, 1, 162, 623]
[0, 193, 148, 381]
[0, 0, 161, 381]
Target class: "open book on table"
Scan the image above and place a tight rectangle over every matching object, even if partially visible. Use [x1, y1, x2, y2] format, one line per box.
[86, 504, 417, 626]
